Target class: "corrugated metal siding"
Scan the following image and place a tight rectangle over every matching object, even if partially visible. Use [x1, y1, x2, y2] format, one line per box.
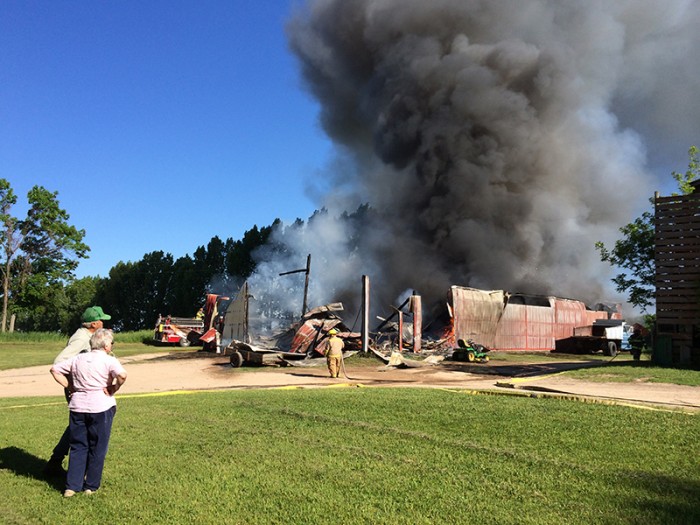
[451, 286, 615, 351]
[289, 319, 342, 354]
[494, 303, 527, 350]
[222, 289, 246, 342]
[496, 303, 555, 351]
[527, 304, 556, 351]
[553, 299, 586, 340]
[451, 287, 504, 348]
[585, 311, 609, 325]
[289, 321, 321, 354]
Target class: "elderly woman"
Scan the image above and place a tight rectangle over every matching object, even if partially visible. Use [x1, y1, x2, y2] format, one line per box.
[50, 328, 127, 497]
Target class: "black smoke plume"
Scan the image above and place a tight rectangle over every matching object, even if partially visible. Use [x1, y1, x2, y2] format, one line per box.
[249, 0, 700, 321]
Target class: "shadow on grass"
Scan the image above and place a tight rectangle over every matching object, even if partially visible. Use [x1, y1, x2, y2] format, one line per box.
[618, 471, 700, 524]
[439, 359, 605, 378]
[0, 446, 63, 491]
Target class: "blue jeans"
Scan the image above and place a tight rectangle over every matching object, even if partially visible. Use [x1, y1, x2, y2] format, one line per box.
[66, 406, 116, 492]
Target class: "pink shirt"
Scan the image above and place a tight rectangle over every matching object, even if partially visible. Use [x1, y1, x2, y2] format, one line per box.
[51, 350, 126, 413]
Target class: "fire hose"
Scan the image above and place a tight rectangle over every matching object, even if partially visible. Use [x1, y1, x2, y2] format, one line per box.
[339, 349, 351, 380]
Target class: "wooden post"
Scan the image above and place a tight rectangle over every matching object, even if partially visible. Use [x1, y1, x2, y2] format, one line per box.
[397, 310, 403, 352]
[362, 275, 370, 353]
[411, 294, 422, 353]
[376, 295, 412, 332]
[279, 254, 312, 319]
[302, 254, 311, 316]
[243, 281, 250, 343]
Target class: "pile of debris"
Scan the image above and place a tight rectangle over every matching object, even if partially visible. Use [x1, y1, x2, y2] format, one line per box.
[276, 303, 362, 355]
[221, 298, 461, 369]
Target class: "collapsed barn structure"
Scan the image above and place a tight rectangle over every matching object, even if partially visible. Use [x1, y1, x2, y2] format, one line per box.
[449, 286, 621, 353]
[216, 283, 360, 366]
[208, 280, 624, 364]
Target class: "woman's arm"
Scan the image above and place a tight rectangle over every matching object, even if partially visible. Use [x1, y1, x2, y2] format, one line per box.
[104, 371, 127, 396]
[50, 368, 70, 389]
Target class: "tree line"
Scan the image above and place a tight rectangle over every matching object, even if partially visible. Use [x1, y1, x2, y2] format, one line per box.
[3, 147, 696, 334]
[1, 177, 278, 333]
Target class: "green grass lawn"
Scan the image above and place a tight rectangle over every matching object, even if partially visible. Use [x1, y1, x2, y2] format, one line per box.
[0, 331, 177, 370]
[563, 360, 700, 386]
[2, 332, 699, 387]
[486, 351, 700, 387]
[1, 388, 698, 525]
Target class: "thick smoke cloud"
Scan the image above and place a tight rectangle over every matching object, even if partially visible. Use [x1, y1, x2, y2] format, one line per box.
[250, 0, 700, 321]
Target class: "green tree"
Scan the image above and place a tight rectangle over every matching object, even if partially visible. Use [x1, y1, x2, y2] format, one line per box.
[672, 146, 699, 195]
[166, 254, 200, 316]
[596, 146, 699, 311]
[93, 220, 282, 329]
[0, 180, 89, 331]
[61, 276, 100, 333]
[95, 251, 174, 331]
[225, 222, 277, 280]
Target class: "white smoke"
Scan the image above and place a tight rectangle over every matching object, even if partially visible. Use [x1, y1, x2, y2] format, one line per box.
[249, 0, 700, 320]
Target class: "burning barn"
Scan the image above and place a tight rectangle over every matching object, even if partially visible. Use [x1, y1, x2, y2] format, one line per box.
[449, 286, 621, 352]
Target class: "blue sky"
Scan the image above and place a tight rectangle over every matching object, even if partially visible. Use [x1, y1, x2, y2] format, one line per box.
[1, 0, 330, 278]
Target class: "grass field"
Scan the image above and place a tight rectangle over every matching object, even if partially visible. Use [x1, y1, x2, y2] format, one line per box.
[564, 360, 700, 386]
[1, 333, 699, 523]
[1, 387, 699, 525]
[1, 332, 699, 387]
[0, 331, 167, 370]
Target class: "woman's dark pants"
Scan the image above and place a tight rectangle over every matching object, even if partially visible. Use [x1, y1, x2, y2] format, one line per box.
[65, 406, 116, 492]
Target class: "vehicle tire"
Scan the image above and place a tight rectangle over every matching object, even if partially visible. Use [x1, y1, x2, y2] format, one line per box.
[179, 338, 191, 348]
[467, 350, 476, 362]
[483, 356, 490, 363]
[229, 351, 244, 368]
[605, 341, 618, 357]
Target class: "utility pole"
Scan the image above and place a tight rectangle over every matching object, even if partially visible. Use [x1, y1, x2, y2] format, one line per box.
[279, 254, 311, 318]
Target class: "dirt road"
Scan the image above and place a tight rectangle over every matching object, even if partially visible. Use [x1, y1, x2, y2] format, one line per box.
[2, 352, 698, 412]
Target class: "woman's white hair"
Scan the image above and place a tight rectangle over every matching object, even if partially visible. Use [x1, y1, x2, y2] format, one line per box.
[90, 328, 114, 350]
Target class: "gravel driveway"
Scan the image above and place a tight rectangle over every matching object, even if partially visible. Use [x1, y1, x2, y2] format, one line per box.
[2, 352, 698, 412]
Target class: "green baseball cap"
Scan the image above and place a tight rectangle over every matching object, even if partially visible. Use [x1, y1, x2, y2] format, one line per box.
[81, 306, 111, 323]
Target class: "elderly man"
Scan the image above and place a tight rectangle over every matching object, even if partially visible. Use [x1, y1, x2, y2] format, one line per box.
[44, 306, 112, 476]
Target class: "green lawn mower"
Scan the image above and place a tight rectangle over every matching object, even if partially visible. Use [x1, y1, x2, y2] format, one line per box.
[452, 338, 490, 363]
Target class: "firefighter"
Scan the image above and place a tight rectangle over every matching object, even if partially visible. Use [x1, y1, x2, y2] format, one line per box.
[325, 328, 345, 378]
[195, 307, 204, 320]
[629, 324, 645, 361]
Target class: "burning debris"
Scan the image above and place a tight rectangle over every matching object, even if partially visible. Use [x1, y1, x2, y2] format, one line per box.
[219, 295, 363, 367]
[281, 303, 362, 355]
[162, 274, 630, 372]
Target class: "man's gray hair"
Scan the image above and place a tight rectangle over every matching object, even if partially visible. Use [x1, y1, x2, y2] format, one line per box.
[90, 328, 114, 350]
